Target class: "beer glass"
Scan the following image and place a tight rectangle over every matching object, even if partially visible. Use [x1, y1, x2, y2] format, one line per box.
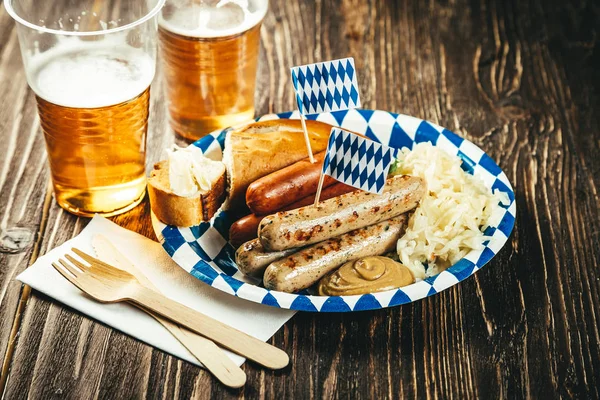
[159, 0, 268, 142]
[5, 0, 165, 217]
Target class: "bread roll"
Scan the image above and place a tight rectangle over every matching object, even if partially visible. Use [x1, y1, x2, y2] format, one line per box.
[223, 119, 333, 209]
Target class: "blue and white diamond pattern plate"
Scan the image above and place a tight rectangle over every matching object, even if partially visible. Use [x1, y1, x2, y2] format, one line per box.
[152, 109, 516, 312]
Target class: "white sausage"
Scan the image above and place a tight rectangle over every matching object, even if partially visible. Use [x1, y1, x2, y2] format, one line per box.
[263, 215, 408, 293]
[235, 239, 298, 277]
[258, 175, 424, 251]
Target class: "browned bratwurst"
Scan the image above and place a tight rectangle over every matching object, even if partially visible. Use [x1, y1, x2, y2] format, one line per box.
[258, 175, 425, 252]
[263, 215, 408, 293]
[245, 151, 338, 216]
[229, 182, 356, 248]
[235, 239, 299, 277]
[229, 214, 262, 248]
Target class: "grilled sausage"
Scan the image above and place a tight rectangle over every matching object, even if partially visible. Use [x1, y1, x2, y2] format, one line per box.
[229, 182, 356, 248]
[258, 175, 425, 252]
[245, 151, 338, 215]
[230, 214, 263, 249]
[235, 239, 299, 277]
[263, 215, 408, 293]
[296, 181, 356, 207]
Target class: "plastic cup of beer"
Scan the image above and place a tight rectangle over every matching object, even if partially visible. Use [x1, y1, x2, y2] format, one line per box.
[159, 0, 268, 142]
[4, 0, 165, 217]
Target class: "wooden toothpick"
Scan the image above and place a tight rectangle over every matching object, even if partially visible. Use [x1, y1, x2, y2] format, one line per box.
[313, 172, 326, 206]
[299, 113, 315, 163]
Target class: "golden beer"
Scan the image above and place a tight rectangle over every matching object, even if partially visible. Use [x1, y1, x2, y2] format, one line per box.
[159, 1, 267, 142]
[37, 90, 150, 217]
[30, 46, 155, 216]
[6, 0, 163, 217]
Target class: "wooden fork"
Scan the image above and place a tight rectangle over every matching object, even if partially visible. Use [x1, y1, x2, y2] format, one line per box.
[52, 248, 289, 370]
[91, 235, 246, 388]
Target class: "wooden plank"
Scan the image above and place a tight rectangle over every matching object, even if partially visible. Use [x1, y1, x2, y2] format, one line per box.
[1, 0, 599, 398]
[0, 4, 52, 385]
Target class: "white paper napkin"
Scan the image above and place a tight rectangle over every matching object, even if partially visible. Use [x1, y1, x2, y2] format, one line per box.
[17, 215, 296, 367]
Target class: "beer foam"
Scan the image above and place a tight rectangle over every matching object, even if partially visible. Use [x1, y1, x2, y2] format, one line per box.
[158, 0, 267, 38]
[29, 41, 155, 108]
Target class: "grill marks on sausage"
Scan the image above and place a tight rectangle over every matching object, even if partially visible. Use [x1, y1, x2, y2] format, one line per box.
[258, 175, 425, 252]
[283, 258, 297, 269]
[293, 224, 324, 241]
[285, 225, 383, 270]
[236, 238, 300, 277]
[263, 216, 408, 292]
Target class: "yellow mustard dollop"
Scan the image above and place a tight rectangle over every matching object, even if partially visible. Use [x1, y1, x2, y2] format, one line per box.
[317, 256, 415, 296]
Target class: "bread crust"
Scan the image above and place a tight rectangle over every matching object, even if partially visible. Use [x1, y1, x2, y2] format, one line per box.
[224, 119, 333, 210]
[148, 160, 226, 227]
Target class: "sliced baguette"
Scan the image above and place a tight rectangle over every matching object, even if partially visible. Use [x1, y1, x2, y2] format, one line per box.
[148, 160, 226, 227]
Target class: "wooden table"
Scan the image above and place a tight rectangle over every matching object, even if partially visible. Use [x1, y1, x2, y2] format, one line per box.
[1, 0, 599, 398]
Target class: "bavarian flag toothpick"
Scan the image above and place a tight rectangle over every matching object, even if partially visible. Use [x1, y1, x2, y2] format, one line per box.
[291, 57, 361, 163]
[314, 127, 398, 205]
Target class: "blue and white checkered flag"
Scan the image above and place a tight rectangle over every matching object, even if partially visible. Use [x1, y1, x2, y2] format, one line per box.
[291, 58, 361, 115]
[322, 128, 398, 194]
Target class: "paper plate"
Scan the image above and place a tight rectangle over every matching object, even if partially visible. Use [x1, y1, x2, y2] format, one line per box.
[152, 110, 516, 312]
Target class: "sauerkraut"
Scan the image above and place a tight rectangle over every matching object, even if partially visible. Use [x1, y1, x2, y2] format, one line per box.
[391, 143, 509, 279]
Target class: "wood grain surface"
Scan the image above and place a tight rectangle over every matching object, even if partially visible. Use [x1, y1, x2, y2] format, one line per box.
[1, 0, 599, 398]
